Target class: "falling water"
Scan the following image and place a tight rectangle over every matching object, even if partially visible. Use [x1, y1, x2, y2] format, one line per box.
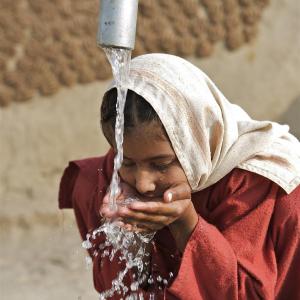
[103, 48, 131, 211]
[81, 48, 162, 299]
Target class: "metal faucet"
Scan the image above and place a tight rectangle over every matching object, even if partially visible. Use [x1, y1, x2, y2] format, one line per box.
[97, 0, 139, 50]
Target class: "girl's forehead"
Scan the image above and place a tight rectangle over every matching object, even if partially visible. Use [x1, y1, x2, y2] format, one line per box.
[123, 123, 175, 161]
[125, 122, 168, 142]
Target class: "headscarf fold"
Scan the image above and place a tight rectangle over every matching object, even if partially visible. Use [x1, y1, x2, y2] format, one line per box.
[107, 53, 300, 194]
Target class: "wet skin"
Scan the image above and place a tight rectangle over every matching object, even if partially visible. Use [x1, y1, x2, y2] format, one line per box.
[100, 122, 199, 252]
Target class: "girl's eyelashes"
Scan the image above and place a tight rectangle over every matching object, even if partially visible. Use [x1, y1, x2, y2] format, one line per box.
[122, 159, 177, 172]
[151, 163, 168, 171]
[122, 160, 135, 168]
[150, 160, 175, 172]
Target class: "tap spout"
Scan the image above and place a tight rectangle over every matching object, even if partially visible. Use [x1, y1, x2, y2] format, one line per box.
[97, 0, 139, 50]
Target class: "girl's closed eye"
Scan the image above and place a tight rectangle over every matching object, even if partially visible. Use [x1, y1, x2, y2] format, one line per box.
[122, 160, 135, 168]
[151, 160, 176, 172]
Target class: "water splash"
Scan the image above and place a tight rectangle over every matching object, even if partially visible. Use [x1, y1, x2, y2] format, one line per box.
[83, 218, 153, 299]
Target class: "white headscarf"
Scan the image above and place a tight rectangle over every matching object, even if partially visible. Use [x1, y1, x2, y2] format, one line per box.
[109, 53, 300, 194]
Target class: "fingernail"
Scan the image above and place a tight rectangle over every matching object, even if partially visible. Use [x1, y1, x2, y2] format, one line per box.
[167, 192, 172, 202]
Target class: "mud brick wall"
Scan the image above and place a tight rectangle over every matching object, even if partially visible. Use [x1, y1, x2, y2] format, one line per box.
[0, 0, 269, 106]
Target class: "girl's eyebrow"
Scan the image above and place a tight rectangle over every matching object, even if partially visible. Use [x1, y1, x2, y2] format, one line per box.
[123, 154, 175, 161]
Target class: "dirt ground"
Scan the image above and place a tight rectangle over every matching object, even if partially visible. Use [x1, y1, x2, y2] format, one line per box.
[0, 212, 98, 300]
[0, 0, 299, 299]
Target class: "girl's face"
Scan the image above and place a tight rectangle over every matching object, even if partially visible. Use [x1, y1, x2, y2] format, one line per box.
[119, 121, 189, 198]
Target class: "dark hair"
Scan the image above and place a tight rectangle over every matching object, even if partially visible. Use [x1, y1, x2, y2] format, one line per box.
[101, 88, 161, 142]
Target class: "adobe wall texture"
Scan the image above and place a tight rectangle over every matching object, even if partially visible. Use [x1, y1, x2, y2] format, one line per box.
[1, 0, 270, 106]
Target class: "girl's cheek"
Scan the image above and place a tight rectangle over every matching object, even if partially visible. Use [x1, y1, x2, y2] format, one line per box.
[119, 168, 135, 186]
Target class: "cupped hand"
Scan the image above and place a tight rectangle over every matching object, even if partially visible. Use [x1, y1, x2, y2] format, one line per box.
[99, 182, 138, 220]
[100, 181, 195, 233]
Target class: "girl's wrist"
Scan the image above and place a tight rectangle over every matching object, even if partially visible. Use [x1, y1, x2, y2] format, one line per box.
[168, 203, 198, 252]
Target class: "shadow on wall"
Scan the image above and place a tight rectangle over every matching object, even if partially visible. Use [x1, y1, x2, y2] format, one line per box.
[278, 95, 300, 140]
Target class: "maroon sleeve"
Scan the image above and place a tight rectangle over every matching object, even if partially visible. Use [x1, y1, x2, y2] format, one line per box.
[164, 171, 300, 300]
[58, 156, 108, 243]
[58, 162, 79, 209]
[271, 185, 300, 299]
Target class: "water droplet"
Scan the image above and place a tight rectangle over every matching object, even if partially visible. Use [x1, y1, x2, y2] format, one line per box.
[130, 281, 138, 291]
[82, 240, 92, 249]
[85, 256, 92, 266]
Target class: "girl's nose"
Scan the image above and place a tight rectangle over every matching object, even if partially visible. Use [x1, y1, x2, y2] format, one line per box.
[135, 169, 156, 195]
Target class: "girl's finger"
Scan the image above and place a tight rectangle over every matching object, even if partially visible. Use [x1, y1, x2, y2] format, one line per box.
[102, 187, 132, 205]
[128, 201, 166, 213]
[119, 207, 170, 224]
[100, 204, 119, 219]
[128, 199, 190, 217]
[123, 218, 162, 232]
[163, 182, 191, 203]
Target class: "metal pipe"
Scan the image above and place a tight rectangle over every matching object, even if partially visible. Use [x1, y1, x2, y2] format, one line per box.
[97, 0, 139, 50]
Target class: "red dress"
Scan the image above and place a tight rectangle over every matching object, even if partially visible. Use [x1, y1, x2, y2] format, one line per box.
[59, 149, 300, 300]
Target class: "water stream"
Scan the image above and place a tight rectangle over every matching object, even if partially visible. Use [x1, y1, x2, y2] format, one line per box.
[82, 48, 156, 299]
[104, 48, 131, 212]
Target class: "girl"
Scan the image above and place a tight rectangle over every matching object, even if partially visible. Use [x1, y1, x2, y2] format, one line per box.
[59, 54, 300, 299]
